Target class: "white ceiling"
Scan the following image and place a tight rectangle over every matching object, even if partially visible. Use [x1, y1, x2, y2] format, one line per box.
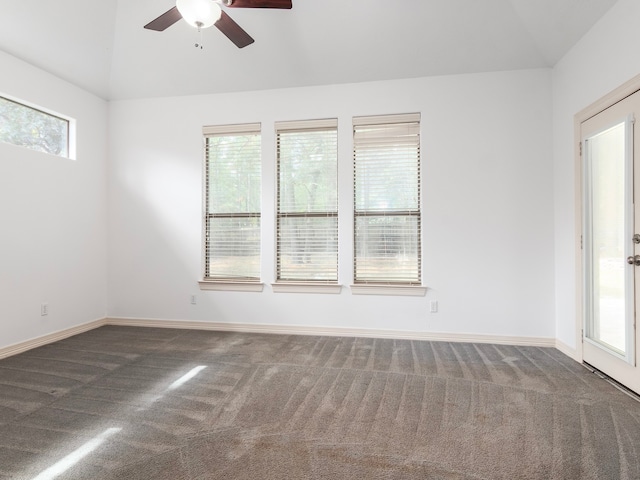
[0, 0, 618, 100]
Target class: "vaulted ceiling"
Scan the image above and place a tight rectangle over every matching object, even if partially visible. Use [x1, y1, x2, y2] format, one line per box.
[0, 0, 618, 100]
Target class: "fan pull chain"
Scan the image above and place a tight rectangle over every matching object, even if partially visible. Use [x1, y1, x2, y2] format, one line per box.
[195, 26, 204, 50]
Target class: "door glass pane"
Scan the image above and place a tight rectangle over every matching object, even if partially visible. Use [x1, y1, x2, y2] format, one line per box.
[586, 122, 627, 354]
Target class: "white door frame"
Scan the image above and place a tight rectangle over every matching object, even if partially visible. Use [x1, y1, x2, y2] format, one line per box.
[574, 73, 640, 364]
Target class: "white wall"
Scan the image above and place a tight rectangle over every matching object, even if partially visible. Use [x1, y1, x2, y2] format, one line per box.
[108, 68, 555, 339]
[552, 0, 640, 351]
[0, 50, 108, 349]
[5, 0, 637, 350]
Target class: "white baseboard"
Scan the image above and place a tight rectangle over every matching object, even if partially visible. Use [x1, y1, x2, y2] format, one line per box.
[0, 318, 106, 360]
[105, 317, 556, 348]
[0, 316, 560, 361]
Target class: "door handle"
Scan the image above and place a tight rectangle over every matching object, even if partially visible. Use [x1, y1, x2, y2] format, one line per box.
[627, 255, 640, 266]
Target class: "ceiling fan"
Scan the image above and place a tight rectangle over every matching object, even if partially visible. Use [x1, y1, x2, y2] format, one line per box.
[144, 0, 292, 49]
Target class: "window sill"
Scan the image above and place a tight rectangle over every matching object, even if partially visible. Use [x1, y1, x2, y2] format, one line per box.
[350, 285, 427, 297]
[272, 283, 342, 294]
[199, 281, 264, 292]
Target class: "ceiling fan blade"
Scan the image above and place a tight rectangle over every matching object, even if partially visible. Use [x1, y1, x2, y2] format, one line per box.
[144, 6, 183, 31]
[215, 11, 255, 48]
[224, 0, 292, 9]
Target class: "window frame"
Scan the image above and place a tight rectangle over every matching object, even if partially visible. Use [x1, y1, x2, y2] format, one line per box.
[351, 113, 426, 295]
[0, 94, 75, 159]
[274, 118, 340, 289]
[199, 122, 264, 292]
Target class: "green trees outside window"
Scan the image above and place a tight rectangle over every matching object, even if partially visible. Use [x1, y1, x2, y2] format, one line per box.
[0, 96, 69, 157]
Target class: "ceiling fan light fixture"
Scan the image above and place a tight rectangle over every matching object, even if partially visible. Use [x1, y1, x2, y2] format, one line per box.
[176, 0, 222, 29]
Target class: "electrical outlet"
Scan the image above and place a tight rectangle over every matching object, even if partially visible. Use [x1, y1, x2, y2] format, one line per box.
[41, 303, 49, 316]
[429, 300, 438, 313]
[190, 295, 197, 305]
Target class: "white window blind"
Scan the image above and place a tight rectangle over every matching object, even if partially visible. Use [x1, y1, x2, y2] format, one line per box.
[353, 113, 421, 285]
[203, 123, 261, 281]
[276, 119, 338, 283]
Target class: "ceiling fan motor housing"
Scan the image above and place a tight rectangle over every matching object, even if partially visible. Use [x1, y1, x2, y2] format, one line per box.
[144, 0, 291, 48]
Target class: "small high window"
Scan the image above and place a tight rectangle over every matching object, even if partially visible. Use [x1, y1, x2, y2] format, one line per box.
[0, 96, 71, 158]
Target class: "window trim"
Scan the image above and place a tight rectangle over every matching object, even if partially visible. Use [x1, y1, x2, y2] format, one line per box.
[199, 280, 264, 292]
[350, 285, 427, 296]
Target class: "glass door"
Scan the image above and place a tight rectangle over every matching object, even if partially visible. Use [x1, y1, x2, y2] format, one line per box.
[582, 90, 640, 394]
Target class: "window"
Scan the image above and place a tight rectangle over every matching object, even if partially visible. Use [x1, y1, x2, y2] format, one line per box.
[353, 113, 421, 285]
[0, 95, 70, 158]
[275, 119, 338, 283]
[202, 123, 261, 284]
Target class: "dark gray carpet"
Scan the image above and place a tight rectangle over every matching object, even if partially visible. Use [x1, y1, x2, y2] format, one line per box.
[0, 326, 639, 479]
